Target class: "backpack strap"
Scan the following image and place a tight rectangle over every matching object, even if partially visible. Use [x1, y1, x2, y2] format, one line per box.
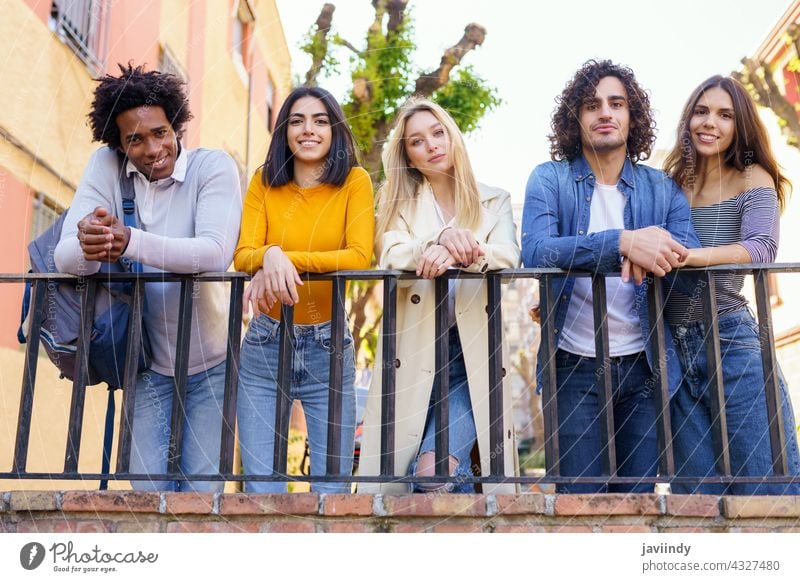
[116, 152, 142, 274]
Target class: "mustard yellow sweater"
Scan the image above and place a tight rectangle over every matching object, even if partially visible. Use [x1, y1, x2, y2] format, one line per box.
[234, 166, 374, 324]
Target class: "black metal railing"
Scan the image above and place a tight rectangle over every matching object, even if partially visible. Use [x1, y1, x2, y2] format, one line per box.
[2, 265, 799, 490]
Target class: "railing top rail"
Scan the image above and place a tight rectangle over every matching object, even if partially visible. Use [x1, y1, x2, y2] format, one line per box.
[3, 262, 800, 284]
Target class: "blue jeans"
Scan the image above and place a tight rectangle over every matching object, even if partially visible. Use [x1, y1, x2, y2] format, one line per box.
[410, 328, 478, 493]
[129, 361, 226, 492]
[237, 314, 356, 493]
[671, 309, 800, 495]
[554, 349, 659, 493]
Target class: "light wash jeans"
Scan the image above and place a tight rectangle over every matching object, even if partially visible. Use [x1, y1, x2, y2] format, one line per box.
[237, 314, 356, 493]
[129, 361, 226, 492]
[670, 308, 800, 495]
[409, 327, 478, 493]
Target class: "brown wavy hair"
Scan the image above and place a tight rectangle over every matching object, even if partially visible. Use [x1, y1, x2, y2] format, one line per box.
[663, 75, 789, 209]
[549, 59, 656, 162]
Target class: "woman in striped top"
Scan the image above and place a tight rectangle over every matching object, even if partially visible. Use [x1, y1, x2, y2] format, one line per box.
[663, 75, 800, 494]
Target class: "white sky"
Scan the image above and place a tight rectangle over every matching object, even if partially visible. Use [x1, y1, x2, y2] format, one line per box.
[275, 0, 793, 201]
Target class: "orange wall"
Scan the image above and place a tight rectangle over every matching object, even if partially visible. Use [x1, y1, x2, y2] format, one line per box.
[0, 167, 34, 349]
[104, 1, 162, 74]
[185, 0, 207, 149]
[21, 0, 50, 23]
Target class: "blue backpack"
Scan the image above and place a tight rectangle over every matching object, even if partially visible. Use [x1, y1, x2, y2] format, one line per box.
[18, 152, 151, 388]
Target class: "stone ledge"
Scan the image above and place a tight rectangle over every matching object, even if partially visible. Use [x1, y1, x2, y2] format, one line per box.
[1, 491, 799, 533]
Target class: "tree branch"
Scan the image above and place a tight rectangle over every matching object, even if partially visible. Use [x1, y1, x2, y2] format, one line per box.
[414, 23, 486, 96]
[335, 36, 362, 57]
[386, 0, 410, 32]
[303, 3, 336, 87]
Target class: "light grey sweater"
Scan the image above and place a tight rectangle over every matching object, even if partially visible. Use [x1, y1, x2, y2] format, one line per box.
[55, 146, 242, 376]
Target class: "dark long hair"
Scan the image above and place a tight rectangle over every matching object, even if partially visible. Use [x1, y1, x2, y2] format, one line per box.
[263, 86, 358, 187]
[664, 75, 789, 209]
[549, 59, 656, 163]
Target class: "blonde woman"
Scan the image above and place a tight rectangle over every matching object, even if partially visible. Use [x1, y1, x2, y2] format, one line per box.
[358, 98, 520, 493]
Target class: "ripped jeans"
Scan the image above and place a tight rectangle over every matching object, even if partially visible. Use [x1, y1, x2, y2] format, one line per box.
[409, 327, 477, 493]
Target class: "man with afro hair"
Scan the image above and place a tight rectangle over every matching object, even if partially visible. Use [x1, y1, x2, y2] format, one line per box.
[521, 60, 700, 494]
[55, 64, 242, 492]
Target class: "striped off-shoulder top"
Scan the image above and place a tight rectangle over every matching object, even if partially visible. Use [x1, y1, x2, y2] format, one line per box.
[665, 187, 780, 326]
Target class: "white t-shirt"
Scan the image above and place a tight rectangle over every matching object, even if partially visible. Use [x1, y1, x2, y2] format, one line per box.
[559, 182, 643, 357]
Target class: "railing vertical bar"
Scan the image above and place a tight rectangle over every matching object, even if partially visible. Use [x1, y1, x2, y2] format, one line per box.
[273, 304, 295, 475]
[326, 277, 346, 475]
[219, 276, 244, 475]
[433, 275, 450, 477]
[487, 274, 505, 476]
[591, 275, 616, 477]
[64, 278, 97, 472]
[754, 269, 788, 475]
[166, 279, 194, 475]
[700, 272, 731, 476]
[13, 280, 46, 473]
[380, 277, 398, 477]
[539, 274, 560, 476]
[646, 276, 674, 477]
[116, 277, 145, 473]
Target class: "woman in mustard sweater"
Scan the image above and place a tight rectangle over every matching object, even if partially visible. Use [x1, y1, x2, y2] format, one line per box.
[234, 86, 374, 493]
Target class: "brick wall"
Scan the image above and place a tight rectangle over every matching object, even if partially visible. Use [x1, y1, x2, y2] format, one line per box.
[2, 492, 799, 533]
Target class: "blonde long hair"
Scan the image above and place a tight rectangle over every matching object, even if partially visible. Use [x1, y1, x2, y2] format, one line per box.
[375, 98, 482, 246]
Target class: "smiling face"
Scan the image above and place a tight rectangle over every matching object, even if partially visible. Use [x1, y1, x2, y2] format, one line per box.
[688, 86, 735, 159]
[578, 75, 631, 158]
[116, 106, 178, 181]
[286, 96, 333, 169]
[403, 110, 454, 180]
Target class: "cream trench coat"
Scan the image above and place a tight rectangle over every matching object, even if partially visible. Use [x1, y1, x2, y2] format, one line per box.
[358, 182, 521, 494]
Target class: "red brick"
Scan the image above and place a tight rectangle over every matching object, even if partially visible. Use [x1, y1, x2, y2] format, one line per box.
[219, 493, 319, 516]
[9, 491, 58, 512]
[600, 525, 654, 533]
[554, 494, 661, 516]
[61, 491, 159, 513]
[261, 520, 317, 533]
[16, 519, 111, 533]
[322, 521, 375, 533]
[493, 524, 545, 533]
[666, 495, 720, 518]
[322, 494, 373, 516]
[495, 494, 546, 515]
[166, 520, 261, 533]
[432, 522, 484, 533]
[543, 525, 594, 532]
[383, 494, 485, 517]
[722, 496, 800, 518]
[114, 521, 164, 533]
[164, 493, 215, 515]
[393, 523, 429, 533]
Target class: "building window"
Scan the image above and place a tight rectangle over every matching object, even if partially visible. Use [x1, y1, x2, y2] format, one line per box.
[50, 0, 110, 74]
[159, 44, 187, 81]
[31, 192, 64, 241]
[265, 77, 275, 133]
[231, 0, 255, 82]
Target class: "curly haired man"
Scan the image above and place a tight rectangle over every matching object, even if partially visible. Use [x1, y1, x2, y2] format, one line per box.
[521, 60, 700, 493]
[55, 64, 242, 492]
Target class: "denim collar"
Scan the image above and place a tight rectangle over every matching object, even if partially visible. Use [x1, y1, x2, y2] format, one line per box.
[569, 154, 636, 190]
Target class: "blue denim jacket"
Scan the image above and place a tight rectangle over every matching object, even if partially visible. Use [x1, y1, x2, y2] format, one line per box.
[521, 155, 701, 395]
